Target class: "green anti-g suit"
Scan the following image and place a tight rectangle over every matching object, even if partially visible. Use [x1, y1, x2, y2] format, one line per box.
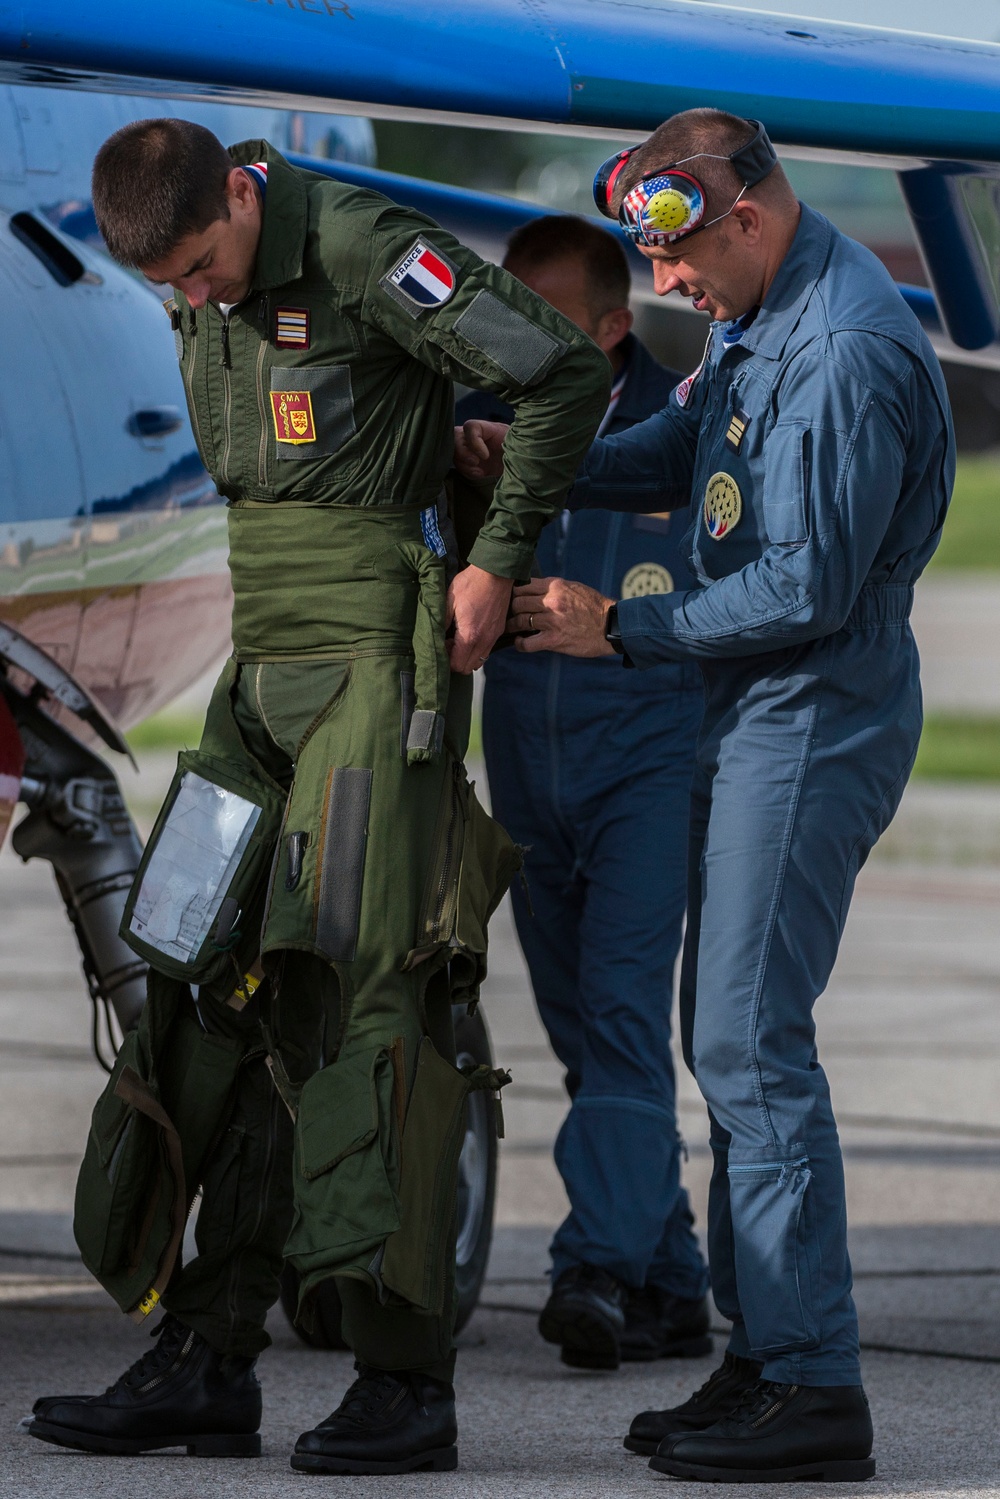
[74, 142, 610, 1378]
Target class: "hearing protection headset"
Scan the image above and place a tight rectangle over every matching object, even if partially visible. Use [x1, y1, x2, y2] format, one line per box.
[593, 119, 778, 248]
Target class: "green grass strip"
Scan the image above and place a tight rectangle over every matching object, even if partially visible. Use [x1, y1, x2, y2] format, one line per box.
[913, 714, 1000, 782]
[931, 454, 1000, 571]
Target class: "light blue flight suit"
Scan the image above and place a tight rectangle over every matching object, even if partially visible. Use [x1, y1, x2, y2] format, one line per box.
[572, 205, 954, 1384]
[460, 336, 710, 1301]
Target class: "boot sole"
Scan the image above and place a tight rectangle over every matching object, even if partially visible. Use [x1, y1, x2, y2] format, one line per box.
[539, 1304, 621, 1371]
[290, 1444, 458, 1474]
[621, 1333, 715, 1363]
[650, 1454, 877, 1482]
[27, 1419, 260, 1458]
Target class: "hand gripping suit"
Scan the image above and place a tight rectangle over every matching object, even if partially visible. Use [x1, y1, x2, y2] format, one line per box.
[459, 338, 709, 1299]
[572, 205, 954, 1383]
[72, 142, 610, 1378]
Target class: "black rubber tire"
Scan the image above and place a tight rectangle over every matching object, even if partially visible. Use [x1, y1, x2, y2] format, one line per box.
[280, 1006, 498, 1350]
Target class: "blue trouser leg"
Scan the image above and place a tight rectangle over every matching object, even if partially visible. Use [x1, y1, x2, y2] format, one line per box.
[680, 629, 920, 1384]
[484, 670, 707, 1298]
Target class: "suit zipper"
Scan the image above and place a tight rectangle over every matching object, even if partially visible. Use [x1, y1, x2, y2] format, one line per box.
[220, 315, 233, 484]
[255, 336, 269, 486]
[183, 314, 204, 455]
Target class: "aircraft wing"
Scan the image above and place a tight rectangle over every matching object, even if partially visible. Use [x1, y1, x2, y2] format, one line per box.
[0, 0, 998, 164]
[1, 0, 999, 351]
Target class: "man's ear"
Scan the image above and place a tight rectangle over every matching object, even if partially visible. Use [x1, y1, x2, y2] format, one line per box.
[227, 167, 258, 215]
[595, 305, 634, 354]
[732, 199, 764, 243]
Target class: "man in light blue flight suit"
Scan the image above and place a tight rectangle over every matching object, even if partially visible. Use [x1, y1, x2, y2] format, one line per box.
[457, 109, 954, 1483]
[457, 215, 711, 1373]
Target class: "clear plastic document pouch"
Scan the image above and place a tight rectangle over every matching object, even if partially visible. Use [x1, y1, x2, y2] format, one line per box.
[121, 750, 286, 985]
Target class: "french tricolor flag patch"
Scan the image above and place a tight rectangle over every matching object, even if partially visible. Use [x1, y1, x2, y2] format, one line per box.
[383, 240, 457, 314]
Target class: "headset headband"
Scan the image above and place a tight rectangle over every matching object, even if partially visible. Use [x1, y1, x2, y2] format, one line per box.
[593, 118, 777, 227]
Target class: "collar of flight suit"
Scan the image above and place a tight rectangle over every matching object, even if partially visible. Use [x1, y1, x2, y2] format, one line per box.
[736, 202, 834, 364]
[229, 138, 308, 292]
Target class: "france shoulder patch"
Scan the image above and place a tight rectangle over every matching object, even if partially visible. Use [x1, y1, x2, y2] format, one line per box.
[381, 240, 457, 318]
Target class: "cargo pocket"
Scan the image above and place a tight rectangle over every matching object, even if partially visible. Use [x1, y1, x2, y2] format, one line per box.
[728, 1153, 821, 1351]
[381, 1038, 510, 1314]
[73, 1030, 187, 1323]
[406, 760, 522, 1004]
[762, 423, 810, 545]
[285, 1046, 401, 1297]
[121, 747, 286, 987]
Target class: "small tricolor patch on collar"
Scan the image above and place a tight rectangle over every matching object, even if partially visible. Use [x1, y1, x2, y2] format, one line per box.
[275, 307, 309, 348]
[725, 408, 749, 454]
[381, 240, 457, 315]
[271, 390, 316, 444]
[675, 358, 705, 409]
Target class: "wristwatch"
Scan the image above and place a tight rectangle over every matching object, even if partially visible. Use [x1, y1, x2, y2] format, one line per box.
[604, 603, 633, 665]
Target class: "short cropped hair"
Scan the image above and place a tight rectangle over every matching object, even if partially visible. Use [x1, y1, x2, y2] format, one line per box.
[504, 215, 631, 318]
[93, 119, 233, 268]
[613, 107, 794, 220]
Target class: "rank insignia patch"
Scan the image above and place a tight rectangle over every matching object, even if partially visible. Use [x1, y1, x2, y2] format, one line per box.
[271, 390, 317, 444]
[725, 407, 749, 454]
[621, 562, 674, 598]
[275, 307, 309, 349]
[704, 471, 742, 540]
[381, 239, 457, 315]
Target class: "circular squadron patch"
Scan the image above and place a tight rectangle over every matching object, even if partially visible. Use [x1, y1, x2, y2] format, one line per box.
[621, 562, 674, 598]
[704, 471, 742, 540]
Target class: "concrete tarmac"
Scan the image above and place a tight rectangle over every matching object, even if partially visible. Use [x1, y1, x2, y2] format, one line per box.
[2, 828, 1000, 1497]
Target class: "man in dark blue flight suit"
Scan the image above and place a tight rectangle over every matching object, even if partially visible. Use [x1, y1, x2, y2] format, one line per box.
[458, 110, 954, 1483]
[457, 216, 710, 1373]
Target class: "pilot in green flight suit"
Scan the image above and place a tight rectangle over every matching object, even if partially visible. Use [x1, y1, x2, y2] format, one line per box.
[27, 119, 610, 1475]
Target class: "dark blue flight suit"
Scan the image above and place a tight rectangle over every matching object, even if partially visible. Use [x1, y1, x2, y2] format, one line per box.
[459, 334, 710, 1301]
[573, 206, 954, 1383]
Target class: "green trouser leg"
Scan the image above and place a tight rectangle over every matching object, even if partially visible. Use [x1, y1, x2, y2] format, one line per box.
[158, 993, 295, 1358]
[228, 658, 473, 1380]
[335, 963, 459, 1383]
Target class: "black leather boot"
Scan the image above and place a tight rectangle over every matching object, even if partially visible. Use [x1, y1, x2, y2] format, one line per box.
[26, 1314, 261, 1457]
[624, 1351, 763, 1454]
[291, 1365, 458, 1474]
[538, 1263, 627, 1370]
[620, 1288, 714, 1362]
[650, 1379, 876, 1482]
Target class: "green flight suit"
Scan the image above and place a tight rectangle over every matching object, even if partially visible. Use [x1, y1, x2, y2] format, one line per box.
[73, 142, 610, 1377]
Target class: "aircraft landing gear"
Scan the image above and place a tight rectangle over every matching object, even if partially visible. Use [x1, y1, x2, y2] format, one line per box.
[279, 1004, 499, 1347]
[0, 635, 146, 1062]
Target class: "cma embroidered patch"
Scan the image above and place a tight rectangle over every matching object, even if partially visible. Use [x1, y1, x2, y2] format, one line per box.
[271, 390, 316, 444]
[381, 240, 457, 316]
[704, 472, 742, 540]
[725, 407, 750, 455]
[621, 562, 674, 598]
[275, 307, 309, 349]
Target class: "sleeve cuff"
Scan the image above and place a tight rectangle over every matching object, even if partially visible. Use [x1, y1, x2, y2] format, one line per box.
[467, 534, 536, 581]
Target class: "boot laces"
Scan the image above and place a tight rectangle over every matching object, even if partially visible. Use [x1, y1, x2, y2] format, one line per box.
[113, 1315, 194, 1395]
[689, 1353, 746, 1405]
[730, 1379, 799, 1428]
[325, 1367, 414, 1429]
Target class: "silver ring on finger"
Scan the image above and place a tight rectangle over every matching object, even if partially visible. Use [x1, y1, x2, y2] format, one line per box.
[528, 613, 534, 630]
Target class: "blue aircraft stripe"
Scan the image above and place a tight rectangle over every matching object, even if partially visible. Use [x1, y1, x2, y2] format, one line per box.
[0, 0, 999, 163]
